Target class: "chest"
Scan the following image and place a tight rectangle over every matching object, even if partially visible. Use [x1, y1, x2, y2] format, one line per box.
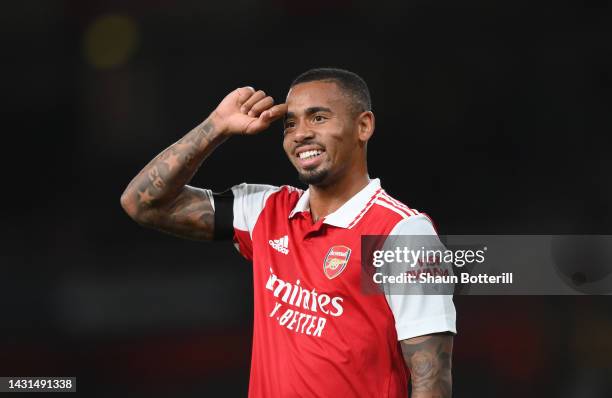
[253, 217, 364, 294]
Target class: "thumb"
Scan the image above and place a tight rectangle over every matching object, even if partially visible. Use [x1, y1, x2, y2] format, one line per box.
[243, 103, 287, 135]
[262, 103, 288, 123]
[244, 114, 271, 135]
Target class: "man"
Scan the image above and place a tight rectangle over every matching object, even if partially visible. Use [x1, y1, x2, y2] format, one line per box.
[121, 68, 456, 397]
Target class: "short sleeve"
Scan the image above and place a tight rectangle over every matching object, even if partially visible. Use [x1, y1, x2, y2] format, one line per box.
[383, 214, 457, 340]
[231, 183, 280, 261]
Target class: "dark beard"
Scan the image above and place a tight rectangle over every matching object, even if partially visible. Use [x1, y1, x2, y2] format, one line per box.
[298, 168, 330, 186]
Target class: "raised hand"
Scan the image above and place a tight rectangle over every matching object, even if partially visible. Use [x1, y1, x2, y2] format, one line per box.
[211, 87, 288, 136]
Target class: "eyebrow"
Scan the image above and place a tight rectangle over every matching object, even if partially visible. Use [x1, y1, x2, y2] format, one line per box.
[285, 106, 333, 121]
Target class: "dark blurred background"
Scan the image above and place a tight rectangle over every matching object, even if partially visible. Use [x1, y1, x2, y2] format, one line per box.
[2, 0, 611, 396]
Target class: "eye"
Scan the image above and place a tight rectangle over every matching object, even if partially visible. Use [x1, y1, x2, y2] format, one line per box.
[283, 120, 295, 135]
[313, 115, 327, 123]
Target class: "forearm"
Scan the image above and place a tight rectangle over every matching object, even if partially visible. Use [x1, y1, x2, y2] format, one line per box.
[401, 334, 453, 398]
[120, 86, 285, 238]
[120, 115, 226, 218]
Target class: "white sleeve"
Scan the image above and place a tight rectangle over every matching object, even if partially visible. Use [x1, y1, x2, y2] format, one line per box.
[383, 214, 457, 340]
[231, 183, 280, 260]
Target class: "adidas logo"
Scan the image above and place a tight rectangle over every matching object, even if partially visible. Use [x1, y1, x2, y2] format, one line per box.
[269, 235, 289, 255]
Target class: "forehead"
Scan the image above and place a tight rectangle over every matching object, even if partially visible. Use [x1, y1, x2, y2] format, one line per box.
[285, 81, 347, 114]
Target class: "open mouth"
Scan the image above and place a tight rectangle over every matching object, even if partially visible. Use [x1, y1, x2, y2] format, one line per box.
[298, 149, 323, 160]
[295, 147, 325, 169]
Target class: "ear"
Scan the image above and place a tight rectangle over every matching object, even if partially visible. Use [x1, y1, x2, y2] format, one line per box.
[356, 111, 375, 142]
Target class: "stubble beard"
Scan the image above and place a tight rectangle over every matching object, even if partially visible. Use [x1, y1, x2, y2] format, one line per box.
[297, 167, 330, 187]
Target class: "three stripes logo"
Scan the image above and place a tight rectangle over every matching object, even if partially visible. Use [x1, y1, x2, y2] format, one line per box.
[269, 235, 289, 255]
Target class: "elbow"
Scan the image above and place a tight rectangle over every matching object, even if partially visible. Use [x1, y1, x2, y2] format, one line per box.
[120, 189, 140, 221]
[120, 189, 156, 227]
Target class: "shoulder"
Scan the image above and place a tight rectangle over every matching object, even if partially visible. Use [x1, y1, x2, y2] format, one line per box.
[231, 183, 302, 201]
[264, 184, 303, 206]
[364, 190, 438, 234]
[230, 183, 303, 235]
[373, 190, 421, 219]
[231, 183, 303, 212]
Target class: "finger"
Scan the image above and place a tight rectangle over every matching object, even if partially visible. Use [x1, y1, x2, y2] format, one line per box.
[243, 115, 271, 134]
[244, 105, 280, 134]
[248, 96, 274, 117]
[240, 90, 266, 114]
[235, 86, 255, 106]
[260, 103, 288, 122]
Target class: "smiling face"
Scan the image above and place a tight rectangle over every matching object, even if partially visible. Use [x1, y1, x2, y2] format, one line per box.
[283, 81, 371, 187]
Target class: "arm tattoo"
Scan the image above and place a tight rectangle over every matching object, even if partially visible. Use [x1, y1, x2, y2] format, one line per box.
[401, 334, 453, 398]
[121, 117, 225, 240]
[147, 166, 165, 189]
[155, 186, 215, 241]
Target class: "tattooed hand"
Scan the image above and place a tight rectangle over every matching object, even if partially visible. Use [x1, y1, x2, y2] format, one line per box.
[211, 87, 288, 136]
[401, 333, 453, 398]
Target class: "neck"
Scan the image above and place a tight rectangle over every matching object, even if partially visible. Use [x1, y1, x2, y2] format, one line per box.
[308, 172, 370, 223]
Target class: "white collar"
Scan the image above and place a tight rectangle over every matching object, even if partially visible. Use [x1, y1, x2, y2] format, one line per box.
[289, 178, 382, 229]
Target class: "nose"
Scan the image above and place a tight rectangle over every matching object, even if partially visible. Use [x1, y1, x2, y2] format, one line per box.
[294, 121, 315, 143]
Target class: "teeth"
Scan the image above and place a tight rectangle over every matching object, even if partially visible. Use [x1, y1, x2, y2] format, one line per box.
[298, 150, 322, 159]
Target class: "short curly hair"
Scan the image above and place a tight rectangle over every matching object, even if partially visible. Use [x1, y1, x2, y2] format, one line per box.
[290, 67, 371, 115]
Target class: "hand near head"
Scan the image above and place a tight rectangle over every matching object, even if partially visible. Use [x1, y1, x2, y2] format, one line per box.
[211, 87, 288, 136]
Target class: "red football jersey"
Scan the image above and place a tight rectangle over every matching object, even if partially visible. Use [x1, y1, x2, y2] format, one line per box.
[226, 178, 456, 398]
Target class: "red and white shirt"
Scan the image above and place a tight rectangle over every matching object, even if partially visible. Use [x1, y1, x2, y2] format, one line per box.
[218, 178, 456, 398]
